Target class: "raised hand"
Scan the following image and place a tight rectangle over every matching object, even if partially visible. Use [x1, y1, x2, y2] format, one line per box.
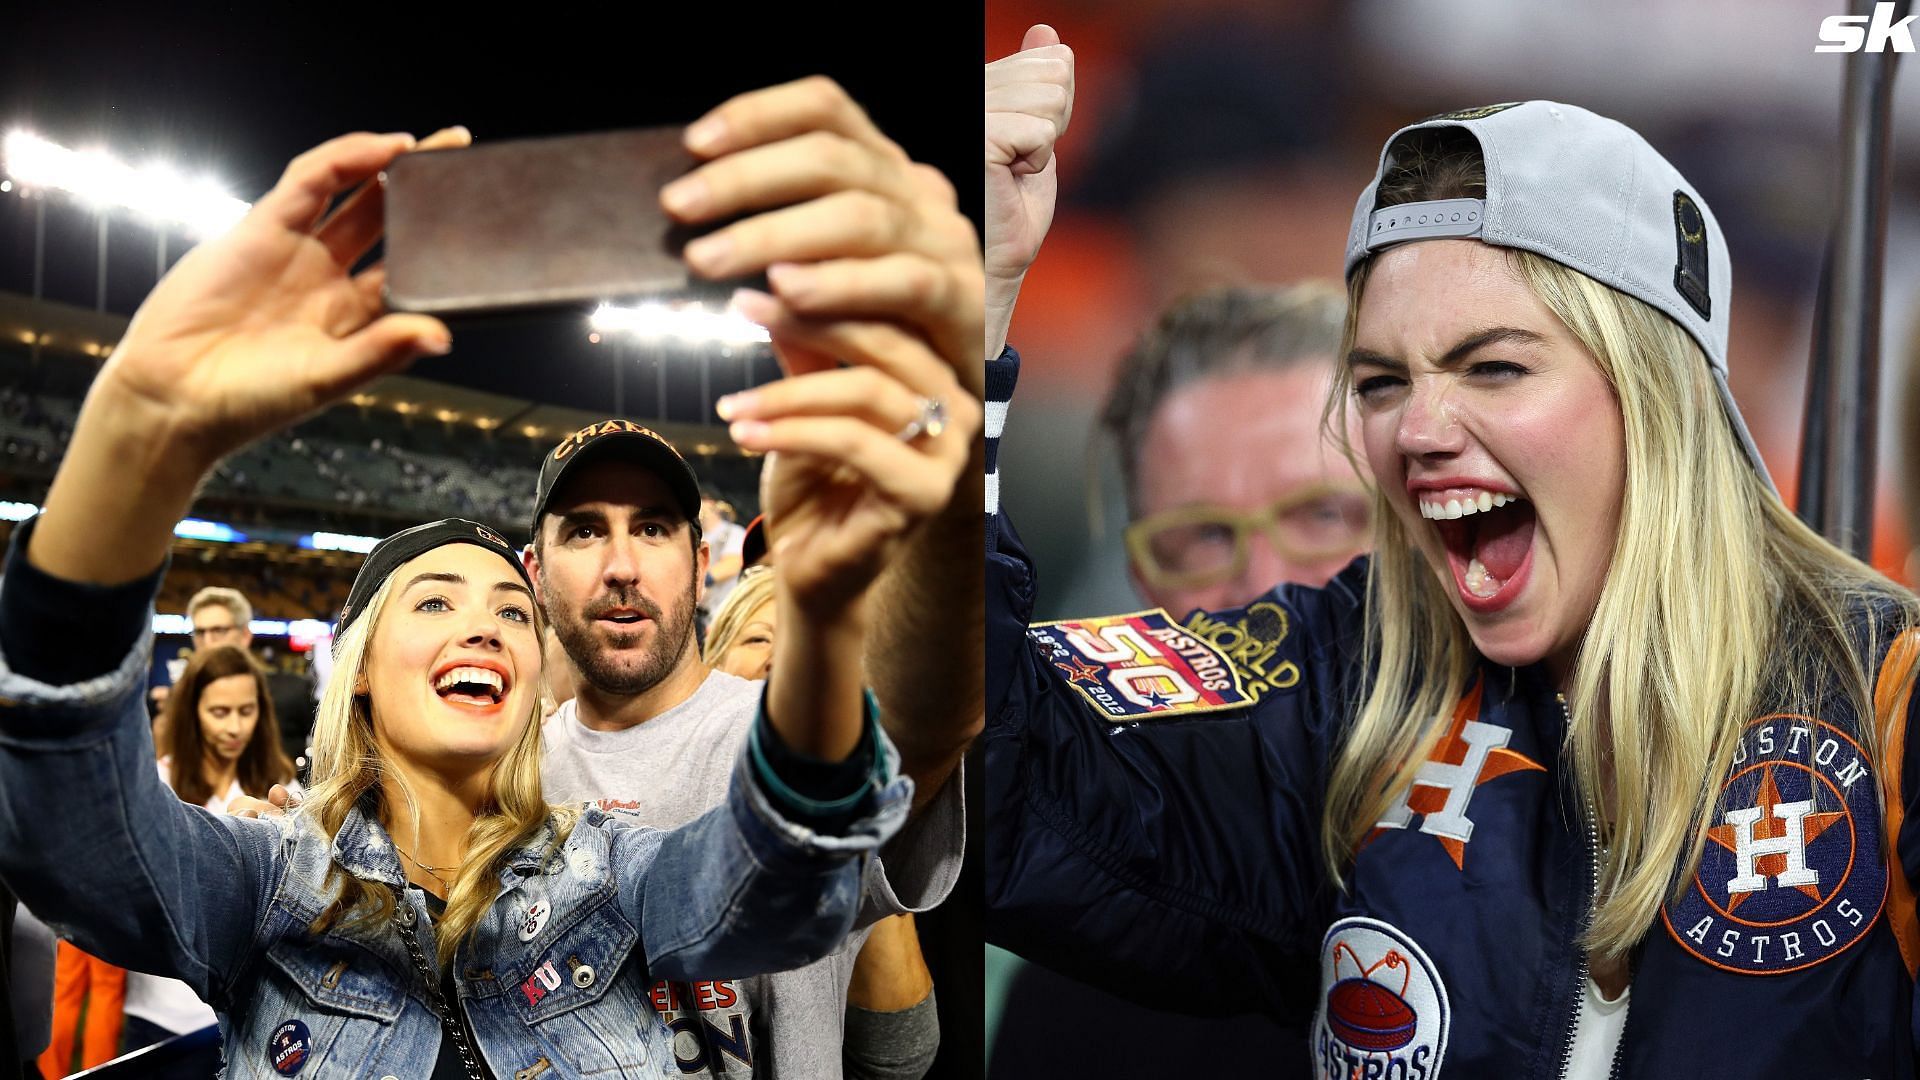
[30, 128, 470, 586]
[98, 128, 471, 462]
[661, 76, 983, 398]
[718, 295, 978, 619]
[986, 24, 1074, 359]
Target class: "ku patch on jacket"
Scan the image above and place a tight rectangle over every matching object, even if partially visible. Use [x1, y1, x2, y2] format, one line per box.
[1313, 916, 1450, 1079]
[1028, 609, 1251, 719]
[1661, 714, 1886, 975]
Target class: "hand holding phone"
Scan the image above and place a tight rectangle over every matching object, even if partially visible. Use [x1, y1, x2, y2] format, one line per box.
[662, 76, 985, 397]
[384, 127, 744, 316]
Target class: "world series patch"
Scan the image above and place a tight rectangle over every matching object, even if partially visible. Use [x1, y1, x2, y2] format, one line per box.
[1028, 609, 1251, 719]
[1661, 714, 1886, 975]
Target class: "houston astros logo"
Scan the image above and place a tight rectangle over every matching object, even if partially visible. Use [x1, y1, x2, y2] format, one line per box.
[1368, 678, 1544, 870]
[1662, 714, 1886, 975]
[1314, 917, 1449, 1079]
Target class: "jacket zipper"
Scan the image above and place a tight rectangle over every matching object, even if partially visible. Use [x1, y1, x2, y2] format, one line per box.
[1557, 694, 1600, 1080]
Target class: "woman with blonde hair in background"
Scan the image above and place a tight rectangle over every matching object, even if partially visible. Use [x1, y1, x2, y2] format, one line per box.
[705, 565, 778, 681]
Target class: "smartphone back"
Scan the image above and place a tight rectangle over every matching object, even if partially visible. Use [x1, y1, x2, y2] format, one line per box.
[384, 127, 705, 316]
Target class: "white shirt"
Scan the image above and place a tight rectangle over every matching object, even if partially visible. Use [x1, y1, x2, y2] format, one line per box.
[1564, 972, 1631, 1079]
[699, 520, 749, 616]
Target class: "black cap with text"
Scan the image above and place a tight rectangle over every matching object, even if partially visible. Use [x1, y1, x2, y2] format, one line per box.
[530, 419, 704, 544]
[337, 518, 532, 648]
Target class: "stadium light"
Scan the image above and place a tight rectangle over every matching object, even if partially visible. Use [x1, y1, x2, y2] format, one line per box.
[175, 518, 246, 543]
[589, 301, 771, 345]
[2, 130, 249, 238]
[151, 613, 335, 640]
[0, 500, 40, 522]
[304, 531, 381, 554]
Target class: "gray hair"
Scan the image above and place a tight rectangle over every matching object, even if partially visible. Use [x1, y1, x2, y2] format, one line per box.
[1100, 282, 1346, 514]
[187, 585, 252, 628]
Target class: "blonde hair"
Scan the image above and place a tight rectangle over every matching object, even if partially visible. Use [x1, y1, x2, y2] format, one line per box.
[305, 562, 573, 968]
[1320, 124, 1920, 962]
[704, 565, 776, 664]
[1323, 241, 1918, 963]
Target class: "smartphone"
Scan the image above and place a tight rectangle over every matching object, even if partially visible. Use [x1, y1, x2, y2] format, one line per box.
[383, 127, 749, 316]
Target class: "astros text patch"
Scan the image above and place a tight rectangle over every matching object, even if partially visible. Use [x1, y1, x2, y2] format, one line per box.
[1028, 609, 1251, 719]
[1661, 714, 1886, 974]
[1313, 916, 1450, 1079]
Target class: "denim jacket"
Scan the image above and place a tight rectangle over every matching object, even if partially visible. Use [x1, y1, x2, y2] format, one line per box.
[0, 523, 910, 1079]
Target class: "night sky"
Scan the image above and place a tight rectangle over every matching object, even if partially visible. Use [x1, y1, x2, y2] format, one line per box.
[0, 3, 984, 413]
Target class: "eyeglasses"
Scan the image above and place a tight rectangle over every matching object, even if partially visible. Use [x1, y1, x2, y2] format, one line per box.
[1123, 485, 1373, 591]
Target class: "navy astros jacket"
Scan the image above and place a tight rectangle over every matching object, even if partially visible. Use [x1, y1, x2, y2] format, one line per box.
[984, 347, 1920, 1079]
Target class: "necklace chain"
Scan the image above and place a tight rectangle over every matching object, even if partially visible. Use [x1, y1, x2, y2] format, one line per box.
[396, 844, 459, 889]
[391, 891, 485, 1080]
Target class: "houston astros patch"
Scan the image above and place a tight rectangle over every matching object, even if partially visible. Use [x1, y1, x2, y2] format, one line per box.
[1028, 609, 1251, 719]
[1662, 714, 1886, 974]
[1313, 916, 1450, 1078]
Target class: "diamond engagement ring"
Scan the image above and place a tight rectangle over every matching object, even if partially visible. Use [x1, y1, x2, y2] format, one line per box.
[894, 396, 948, 442]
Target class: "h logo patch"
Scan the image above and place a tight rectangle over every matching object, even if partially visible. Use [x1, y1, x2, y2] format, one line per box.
[1377, 718, 1515, 844]
[1368, 678, 1545, 869]
[1724, 799, 1821, 895]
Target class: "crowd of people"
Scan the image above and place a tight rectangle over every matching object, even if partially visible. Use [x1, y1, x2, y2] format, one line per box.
[986, 19, 1920, 1080]
[19, 8, 1920, 1080]
[0, 71, 983, 1080]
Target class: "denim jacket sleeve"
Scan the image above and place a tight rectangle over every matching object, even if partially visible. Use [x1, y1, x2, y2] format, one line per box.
[610, 715, 913, 982]
[0, 519, 280, 1008]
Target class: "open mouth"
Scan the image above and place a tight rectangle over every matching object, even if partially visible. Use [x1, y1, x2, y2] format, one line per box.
[591, 606, 653, 634]
[432, 663, 510, 709]
[1421, 488, 1536, 613]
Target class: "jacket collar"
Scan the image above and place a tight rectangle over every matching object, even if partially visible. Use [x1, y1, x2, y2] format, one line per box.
[331, 803, 407, 889]
[331, 799, 561, 888]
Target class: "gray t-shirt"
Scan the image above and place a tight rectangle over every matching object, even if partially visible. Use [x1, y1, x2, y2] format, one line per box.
[541, 670, 965, 1079]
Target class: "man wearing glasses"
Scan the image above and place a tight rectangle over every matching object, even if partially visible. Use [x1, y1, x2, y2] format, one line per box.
[1104, 283, 1371, 618]
[186, 587, 253, 651]
[991, 283, 1368, 1080]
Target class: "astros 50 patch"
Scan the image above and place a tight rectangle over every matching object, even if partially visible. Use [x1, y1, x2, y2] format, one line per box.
[1028, 609, 1252, 720]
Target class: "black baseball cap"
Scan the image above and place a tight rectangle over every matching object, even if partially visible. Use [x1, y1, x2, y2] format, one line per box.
[337, 518, 532, 647]
[529, 419, 704, 544]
